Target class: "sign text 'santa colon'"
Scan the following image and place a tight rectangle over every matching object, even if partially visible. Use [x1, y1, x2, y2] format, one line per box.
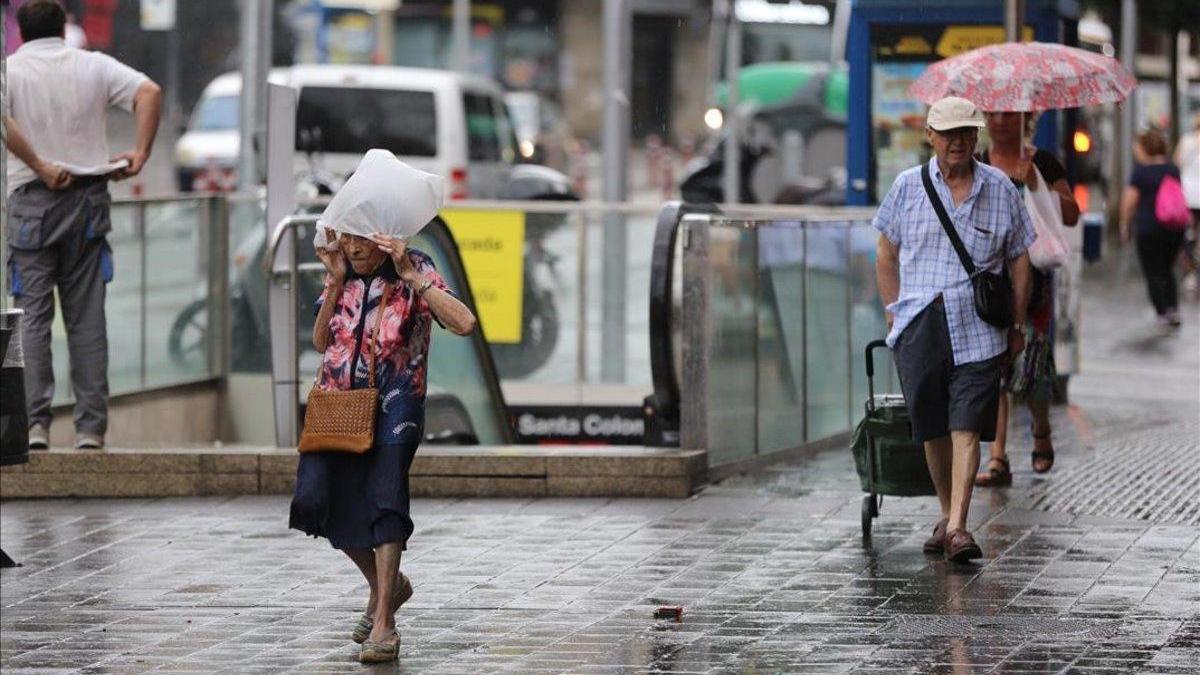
[517, 414, 644, 438]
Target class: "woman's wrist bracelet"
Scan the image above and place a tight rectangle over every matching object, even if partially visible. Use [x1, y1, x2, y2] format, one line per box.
[416, 278, 435, 296]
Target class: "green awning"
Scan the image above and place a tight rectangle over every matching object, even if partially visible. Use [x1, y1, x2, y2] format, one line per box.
[715, 61, 848, 118]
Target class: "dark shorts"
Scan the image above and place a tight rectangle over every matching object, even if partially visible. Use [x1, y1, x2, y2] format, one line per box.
[893, 300, 1003, 444]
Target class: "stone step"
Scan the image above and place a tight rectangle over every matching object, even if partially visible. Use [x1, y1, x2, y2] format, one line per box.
[0, 444, 707, 499]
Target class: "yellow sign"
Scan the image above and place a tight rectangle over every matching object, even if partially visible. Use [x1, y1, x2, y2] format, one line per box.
[441, 209, 526, 344]
[895, 36, 933, 56]
[936, 26, 1035, 58]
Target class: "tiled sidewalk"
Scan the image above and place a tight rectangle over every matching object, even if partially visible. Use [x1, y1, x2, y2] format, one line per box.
[2, 259, 1198, 674]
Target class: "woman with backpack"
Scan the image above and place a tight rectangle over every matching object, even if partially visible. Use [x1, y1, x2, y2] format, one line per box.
[1121, 129, 1193, 329]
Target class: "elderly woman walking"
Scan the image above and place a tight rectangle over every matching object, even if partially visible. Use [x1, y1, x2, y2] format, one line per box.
[974, 111, 1079, 487]
[289, 152, 476, 663]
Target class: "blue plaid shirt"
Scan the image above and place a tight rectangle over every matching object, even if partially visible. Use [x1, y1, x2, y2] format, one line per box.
[873, 158, 1035, 365]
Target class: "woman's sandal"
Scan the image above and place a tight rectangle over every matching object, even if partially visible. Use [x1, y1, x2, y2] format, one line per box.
[1031, 427, 1054, 474]
[359, 629, 400, 663]
[350, 614, 373, 644]
[974, 456, 1012, 487]
[351, 573, 414, 644]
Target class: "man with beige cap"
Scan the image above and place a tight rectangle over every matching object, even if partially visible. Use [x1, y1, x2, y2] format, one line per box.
[873, 96, 1034, 563]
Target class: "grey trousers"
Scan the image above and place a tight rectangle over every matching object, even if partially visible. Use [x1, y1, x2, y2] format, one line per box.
[7, 179, 112, 434]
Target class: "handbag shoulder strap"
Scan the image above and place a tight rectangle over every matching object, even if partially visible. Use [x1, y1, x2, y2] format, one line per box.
[920, 162, 977, 276]
[368, 283, 392, 388]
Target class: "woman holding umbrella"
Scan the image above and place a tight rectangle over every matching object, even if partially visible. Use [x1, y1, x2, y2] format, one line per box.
[974, 111, 1079, 485]
[909, 41, 1135, 486]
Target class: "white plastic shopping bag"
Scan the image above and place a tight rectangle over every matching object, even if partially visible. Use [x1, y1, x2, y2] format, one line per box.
[313, 149, 445, 250]
[1024, 166, 1071, 271]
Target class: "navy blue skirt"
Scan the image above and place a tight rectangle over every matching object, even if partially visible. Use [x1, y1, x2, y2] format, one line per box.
[289, 423, 422, 550]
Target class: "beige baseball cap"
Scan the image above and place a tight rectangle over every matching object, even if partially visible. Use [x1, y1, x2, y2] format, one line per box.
[926, 96, 985, 131]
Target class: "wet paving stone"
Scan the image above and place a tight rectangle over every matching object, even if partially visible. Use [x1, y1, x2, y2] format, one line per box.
[4, 287, 1199, 673]
[10, 477, 1194, 675]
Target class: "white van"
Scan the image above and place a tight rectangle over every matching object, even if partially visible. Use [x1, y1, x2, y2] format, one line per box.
[174, 65, 518, 198]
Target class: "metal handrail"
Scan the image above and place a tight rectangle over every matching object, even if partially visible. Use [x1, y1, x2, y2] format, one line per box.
[110, 189, 264, 206]
[263, 214, 319, 430]
[293, 196, 878, 220]
[265, 214, 319, 277]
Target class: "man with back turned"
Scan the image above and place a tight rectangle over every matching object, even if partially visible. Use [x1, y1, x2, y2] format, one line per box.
[5, 0, 163, 450]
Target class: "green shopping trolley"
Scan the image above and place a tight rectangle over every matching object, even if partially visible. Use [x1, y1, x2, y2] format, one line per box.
[851, 339, 937, 537]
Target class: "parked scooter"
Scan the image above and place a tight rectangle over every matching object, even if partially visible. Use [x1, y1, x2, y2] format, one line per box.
[168, 131, 338, 373]
[681, 97, 847, 205]
[490, 164, 577, 378]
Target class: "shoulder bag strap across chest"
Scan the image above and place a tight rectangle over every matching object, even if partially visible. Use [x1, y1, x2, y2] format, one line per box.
[367, 283, 393, 389]
[920, 163, 977, 277]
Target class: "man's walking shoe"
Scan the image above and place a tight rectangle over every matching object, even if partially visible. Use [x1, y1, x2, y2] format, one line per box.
[944, 529, 983, 563]
[28, 424, 49, 450]
[922, 518, 949, 555]
[74, 433, 104, 450]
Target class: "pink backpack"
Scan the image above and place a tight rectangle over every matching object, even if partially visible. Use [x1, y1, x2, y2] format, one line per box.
[1155, 175, 1192, 231]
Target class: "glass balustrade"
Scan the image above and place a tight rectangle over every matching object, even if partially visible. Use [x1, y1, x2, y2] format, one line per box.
[686, 210, 893, 467]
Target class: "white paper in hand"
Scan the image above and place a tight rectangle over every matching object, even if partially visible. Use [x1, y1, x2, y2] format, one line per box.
[313, 149, 445, 250]
[56, 159, 130, 176]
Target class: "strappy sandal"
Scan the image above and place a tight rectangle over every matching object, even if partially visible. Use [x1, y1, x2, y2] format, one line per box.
[359, 629, 400, 663]
[1031, 427, 1054, 474]
[351, 572, 413, 644]
[351, 614, 374, 644]
[974, 456, 1012, 487]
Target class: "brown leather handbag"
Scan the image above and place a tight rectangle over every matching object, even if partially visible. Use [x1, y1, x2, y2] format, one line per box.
[298, 284, 392, 454]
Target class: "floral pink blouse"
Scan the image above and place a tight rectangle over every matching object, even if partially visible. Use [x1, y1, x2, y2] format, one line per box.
[314, 249, 452, 443]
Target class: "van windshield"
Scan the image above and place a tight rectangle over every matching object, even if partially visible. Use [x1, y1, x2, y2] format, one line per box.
[192, 95, 239, 131]
[296, 87, 437, 157]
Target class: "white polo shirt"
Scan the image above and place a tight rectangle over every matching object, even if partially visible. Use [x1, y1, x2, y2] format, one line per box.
[5, 37, 148, 193]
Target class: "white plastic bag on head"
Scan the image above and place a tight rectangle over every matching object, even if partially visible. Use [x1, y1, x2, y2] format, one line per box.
[313, 149, 445, 250]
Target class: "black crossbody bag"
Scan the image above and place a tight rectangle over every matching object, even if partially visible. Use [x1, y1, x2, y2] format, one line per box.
[920, 163, 1013, 328]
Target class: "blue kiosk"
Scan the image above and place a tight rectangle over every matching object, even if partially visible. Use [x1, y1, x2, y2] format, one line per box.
[845, 0, 1082, 206]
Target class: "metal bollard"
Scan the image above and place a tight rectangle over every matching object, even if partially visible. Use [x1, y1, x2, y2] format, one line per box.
[1, 308, 29, 568]
[1082, 212, 1104, 263]
[1, 309, 29, 466]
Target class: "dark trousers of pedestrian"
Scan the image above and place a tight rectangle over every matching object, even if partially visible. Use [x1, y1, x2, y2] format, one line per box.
[7, 179, 112, 435]
[1135, 229, 1185, 316]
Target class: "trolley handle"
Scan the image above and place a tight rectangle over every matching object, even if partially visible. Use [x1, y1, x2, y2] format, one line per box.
[865, 339, 889, 411]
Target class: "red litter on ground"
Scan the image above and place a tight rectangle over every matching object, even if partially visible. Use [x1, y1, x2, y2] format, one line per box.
[654, 606, 683, 622]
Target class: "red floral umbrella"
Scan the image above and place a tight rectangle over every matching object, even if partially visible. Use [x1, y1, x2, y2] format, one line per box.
[908, 42, 1136, 112]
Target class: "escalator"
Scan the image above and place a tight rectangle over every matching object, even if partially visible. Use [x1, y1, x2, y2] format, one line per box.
[269, 200, 719, 450]
[267, 214, 512, 448]
[414, 219, 512, 445]
[643, 201, 719, 447]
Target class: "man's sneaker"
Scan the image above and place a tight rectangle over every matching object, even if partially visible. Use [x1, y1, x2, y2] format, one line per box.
[28, 424, 49, 450]
[75, 433, 104, 450]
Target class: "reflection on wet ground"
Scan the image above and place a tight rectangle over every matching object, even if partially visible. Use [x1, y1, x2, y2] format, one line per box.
[2, 254, 1198, 674]
[2, 397, 1197, 674]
